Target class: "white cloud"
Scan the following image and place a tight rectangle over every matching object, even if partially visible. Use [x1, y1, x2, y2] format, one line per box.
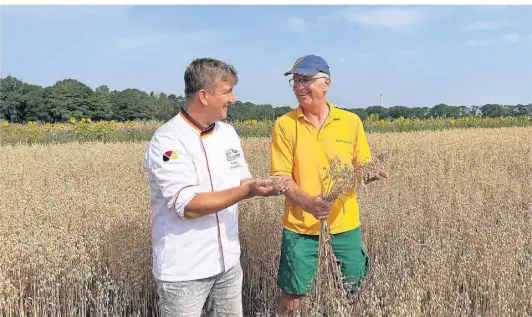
[464, 20, 506, 31]
[465, 39, 493, 47]
[503, 33, 521, 43]
[288, 17, 306, 33]
[338, 7, 426, 31]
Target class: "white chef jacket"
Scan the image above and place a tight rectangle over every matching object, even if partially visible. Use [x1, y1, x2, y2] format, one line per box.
[143, 109, 252, 282]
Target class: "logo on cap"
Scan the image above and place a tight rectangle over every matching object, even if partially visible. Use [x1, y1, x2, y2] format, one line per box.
[292, 56, 305, 68]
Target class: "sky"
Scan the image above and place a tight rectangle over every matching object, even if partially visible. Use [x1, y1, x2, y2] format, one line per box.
[1, 5, 531, 109]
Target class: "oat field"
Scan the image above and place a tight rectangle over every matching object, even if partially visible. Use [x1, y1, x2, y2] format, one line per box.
[1, 127, 531, 317]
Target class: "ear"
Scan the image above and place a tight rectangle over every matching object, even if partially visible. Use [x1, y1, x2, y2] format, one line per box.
[198, 89, 209, 106]
[324, 78, 331, 92]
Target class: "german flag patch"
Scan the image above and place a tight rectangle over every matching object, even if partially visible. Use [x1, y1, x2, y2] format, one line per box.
[163, 150, 178, 162]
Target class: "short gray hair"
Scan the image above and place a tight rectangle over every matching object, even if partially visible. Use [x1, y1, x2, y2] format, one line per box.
[184, 58, 238, 102]
[318, 71, 330, 81]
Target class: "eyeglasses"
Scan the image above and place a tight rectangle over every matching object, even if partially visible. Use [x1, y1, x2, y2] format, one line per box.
[289, 76, 328, 88]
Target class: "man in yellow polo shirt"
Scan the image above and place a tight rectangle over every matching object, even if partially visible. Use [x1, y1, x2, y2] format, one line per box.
[270, 54, 389, 316]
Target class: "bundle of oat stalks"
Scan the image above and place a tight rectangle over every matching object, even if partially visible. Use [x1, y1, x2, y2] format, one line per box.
[301, 156, 384, 317]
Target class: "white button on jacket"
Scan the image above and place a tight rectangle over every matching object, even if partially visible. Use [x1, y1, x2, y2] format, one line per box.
[143, 109, 252, 282]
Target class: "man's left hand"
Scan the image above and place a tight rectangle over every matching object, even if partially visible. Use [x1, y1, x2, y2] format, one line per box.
[364, 168, 389, 184]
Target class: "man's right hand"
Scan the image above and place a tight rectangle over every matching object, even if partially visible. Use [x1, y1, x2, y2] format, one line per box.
[241, 177, 290, 198]
[304, 195, 335, 220]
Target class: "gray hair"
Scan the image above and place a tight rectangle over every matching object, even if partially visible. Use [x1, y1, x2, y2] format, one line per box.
[318, 71, 330, 81]
[184, 58, 238, 102]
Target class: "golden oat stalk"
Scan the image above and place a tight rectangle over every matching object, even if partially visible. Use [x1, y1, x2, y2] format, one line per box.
[303, 156, 383, 316]
[324, 156, 385, 206]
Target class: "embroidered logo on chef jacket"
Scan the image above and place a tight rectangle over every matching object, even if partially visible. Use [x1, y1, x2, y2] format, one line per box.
[225, 148, 243, 169]
[163, 150, 178, 162]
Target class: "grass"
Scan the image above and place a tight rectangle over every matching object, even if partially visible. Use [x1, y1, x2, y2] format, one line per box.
[1, 127, 531, 316]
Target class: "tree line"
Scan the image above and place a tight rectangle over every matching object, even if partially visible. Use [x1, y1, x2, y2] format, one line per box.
[1, 76, 531, 124]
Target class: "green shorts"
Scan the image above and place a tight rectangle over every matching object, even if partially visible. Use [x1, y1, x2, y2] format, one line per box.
[276, 226, 370, 296]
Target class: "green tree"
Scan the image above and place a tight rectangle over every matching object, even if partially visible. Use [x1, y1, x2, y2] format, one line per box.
[350, 108, 369, 120]
[480, 104, 504, 118]
[0, 76, 529, 124]
[387, 106, 412, 119]
[366, 105, 389, 119]
[0, 76, 47, 122]
[89, 85, 113, 120]
[112, 89, 154, 121]
[44, 79, 93, 122]
[410, 107, 430, 119]
[430, 103, 461, 118]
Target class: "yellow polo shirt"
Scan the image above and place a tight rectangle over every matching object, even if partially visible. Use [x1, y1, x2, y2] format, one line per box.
[270, 101, 372, 235]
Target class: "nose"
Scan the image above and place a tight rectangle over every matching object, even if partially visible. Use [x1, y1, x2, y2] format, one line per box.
[228, 92, 236, 104]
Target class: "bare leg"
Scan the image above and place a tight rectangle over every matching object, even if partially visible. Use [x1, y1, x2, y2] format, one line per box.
[349, 293, 362, 317]
[277, 290, 303, 317]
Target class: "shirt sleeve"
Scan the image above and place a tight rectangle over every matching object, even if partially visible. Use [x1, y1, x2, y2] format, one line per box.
[270, 118, 294, 177]
[353, 115, 373, 169]
[144, 132, 201, 219]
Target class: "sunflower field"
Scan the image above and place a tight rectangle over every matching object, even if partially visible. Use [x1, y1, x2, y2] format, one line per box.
[1, 114, 531, 145]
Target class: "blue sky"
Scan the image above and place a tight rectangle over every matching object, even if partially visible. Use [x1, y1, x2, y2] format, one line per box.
[1, 5, 531, 109]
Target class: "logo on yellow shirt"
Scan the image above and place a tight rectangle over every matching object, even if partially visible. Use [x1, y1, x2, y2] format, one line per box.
[336, 139, 353, 144]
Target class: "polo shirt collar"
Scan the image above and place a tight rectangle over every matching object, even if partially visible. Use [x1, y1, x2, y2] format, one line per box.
[296, 100, 341, 120]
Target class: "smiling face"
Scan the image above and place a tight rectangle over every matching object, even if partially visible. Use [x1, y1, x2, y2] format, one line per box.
[204, 78, 236, 122]
[291, 72, 331, 111]
[184, 58, 239, 125]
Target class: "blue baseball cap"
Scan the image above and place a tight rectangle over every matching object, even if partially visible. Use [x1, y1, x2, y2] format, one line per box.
[284, 54, 330, 76]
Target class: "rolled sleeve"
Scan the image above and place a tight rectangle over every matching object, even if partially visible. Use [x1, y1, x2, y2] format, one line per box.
[270, 119, 294, 177]
[145, 132, 201, 219]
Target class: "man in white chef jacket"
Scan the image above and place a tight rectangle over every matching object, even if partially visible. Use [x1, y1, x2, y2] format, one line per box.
[143, 57, 287, 317]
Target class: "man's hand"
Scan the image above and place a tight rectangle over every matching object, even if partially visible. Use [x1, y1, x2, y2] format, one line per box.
[241, 176, 290, 198]
[304, 195, 335, 220]
[363, 168, 390, 184]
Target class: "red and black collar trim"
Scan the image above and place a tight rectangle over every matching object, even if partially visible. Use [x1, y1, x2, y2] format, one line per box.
[179, 107, 215, 138]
